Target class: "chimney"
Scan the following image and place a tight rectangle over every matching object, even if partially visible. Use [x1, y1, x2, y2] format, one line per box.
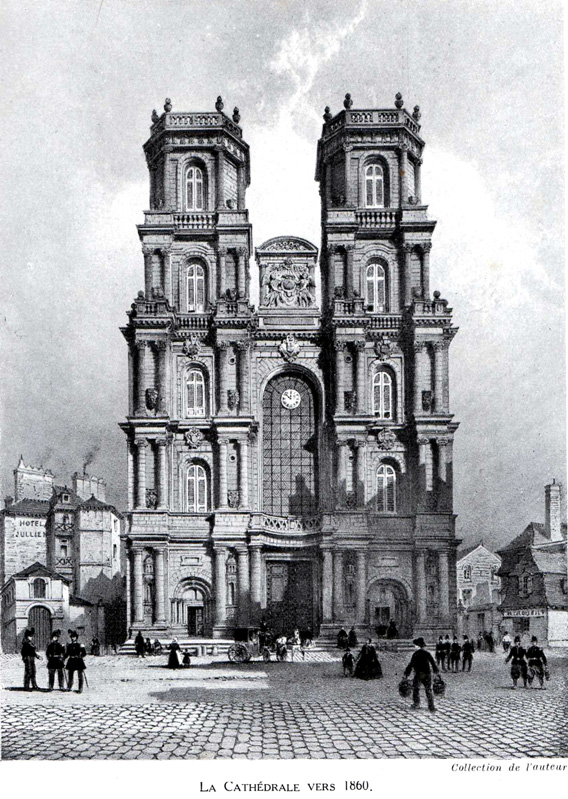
[544, 480, 562, 541]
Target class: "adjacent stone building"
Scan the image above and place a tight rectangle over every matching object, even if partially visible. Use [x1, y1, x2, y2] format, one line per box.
[1, 459, 125, 651]
[456, 542, 501, 639]
[498, 481, 568, 647]
[121, 93, 460, 642]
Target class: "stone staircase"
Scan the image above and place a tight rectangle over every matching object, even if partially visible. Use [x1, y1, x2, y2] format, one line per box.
[119, 638, 234, 657]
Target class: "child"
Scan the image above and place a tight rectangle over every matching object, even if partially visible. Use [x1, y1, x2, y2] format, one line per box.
[342, 648, 355, 677]
[182, 649, 191, 668]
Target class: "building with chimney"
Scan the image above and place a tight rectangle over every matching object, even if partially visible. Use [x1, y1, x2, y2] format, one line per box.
[121, 93, 460, 643]
[498, 481, 568, 647]
[456, 542, 501, 640]
[1, 459, 124, 651]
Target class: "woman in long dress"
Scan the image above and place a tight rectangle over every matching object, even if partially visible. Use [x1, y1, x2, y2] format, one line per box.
[353, 639, 383, 680]
[167, 637, 181, 669]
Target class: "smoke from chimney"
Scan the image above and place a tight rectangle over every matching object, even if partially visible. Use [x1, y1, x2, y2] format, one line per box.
[83, 443, 101, 475]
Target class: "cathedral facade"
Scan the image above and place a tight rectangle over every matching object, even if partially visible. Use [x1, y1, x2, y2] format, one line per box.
[121, 94, 459, 641]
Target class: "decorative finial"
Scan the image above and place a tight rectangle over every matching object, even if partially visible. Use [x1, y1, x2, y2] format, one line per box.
[433, 290, 441, 299]
[232, 106, 240, 124]
[323, 106, 332, 122]
[395, 92, 404, 109]
[215, 96, 224, 112]
[343, 93, 353, 109]
[151, 109, 159, 124]
[164, 98, 172, 113]
[412, 105, 421, 121]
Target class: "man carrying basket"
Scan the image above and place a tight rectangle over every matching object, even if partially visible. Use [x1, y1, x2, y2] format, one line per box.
[402, 637, 440, 713]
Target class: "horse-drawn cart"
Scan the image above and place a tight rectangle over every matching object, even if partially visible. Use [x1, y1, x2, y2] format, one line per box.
[227, 627, 260, 663]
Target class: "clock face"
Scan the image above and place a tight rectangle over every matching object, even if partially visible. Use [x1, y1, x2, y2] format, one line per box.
[281, 388, 301, 410]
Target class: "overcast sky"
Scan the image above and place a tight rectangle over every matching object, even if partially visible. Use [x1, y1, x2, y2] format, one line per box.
[0, 0, 564, 550]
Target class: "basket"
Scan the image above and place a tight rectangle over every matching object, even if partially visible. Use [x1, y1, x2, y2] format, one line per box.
[432, 674, 446, 696]
[398, 677, 412, 698]
[544, 667, 550, 681]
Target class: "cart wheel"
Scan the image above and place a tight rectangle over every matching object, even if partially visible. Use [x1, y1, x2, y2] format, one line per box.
[228, 643, 250, 663]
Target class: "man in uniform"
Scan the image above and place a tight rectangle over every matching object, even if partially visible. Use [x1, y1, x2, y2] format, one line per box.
[404, 637, 439, 712]
[461, 635, 474, 672]
[65, 629, 87, 693]
[450, 636, 462, 672]
[46, 629, 66, 691]
[505, 635, 528, 688]
[526, 636, 548, 689]
[435, 636, 445, 671]
[21, 627, 41, 690]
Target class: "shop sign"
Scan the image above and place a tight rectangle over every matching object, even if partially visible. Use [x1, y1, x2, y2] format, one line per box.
[502, 608, 545, 618]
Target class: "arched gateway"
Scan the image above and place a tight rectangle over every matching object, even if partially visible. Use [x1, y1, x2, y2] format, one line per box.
[367, 578, 411, 638]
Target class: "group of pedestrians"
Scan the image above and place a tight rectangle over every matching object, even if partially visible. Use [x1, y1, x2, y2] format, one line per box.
[505, 635, 548, 689]
[435, 634, 475, 672]
[21, 627, 87, 692]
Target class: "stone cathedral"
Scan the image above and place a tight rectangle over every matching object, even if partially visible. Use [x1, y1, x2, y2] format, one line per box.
[121, 93, 459, 642]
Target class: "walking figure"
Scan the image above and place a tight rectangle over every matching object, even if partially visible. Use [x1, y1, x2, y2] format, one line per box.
[442, 635, 451, 669]
[348, 626, 358, 649]
[21, 627, 41, 691]
[337, 627, 348, 650]
[505, 635, 528, 688]
[501, 631, 512, 653]
[65, 630, 87, 692]
[134, 630, 145, 658]
[342, 648, 355, 677]
[461, 635, 474, 672]
[526, 636, 548, 689]
[449, 636, 462, 672]
[353, 639, 382, 680]
[46, 629, 66, 690]
[435, 636, 445, 671]
[182, 649, 191, 668]
[404, 637, 439, 713]
[167, 638, 181, 669]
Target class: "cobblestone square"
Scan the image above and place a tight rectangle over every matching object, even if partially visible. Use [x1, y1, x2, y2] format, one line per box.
[1, 650, 567, 760]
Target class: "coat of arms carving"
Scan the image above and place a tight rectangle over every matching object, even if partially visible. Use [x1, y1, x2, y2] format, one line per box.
[183, 334, 203, 358]
[374, 336, 393, 360]
[262, 261, 315, 308]
[377, 428, 397, 450]
[279, 334, 301, 363]
[185, 428, 204, 449]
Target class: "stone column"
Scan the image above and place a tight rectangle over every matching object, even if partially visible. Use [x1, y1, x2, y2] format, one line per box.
[437, 438, 448, 483]
[143, 247, 153, 298]
[438, 550, 450, 620]
[237, 247, 247, 299]
[218, 438, 229, 508]
[155, 341, 167, 414]
[215, 148, 225, 210]
[415, 549, 427, 625]
[250, 545, 262, 612]
[156, 438, 168, 509]
[433, 341, 446, 413]
[421, 242, 431, 300]
[343, 144, 353, 205]
[236, 162, 246, 210]
[337, 441, 348, 504]
[355, 550, 367, 624]
[333, 550, 344, 621]
[236, 341, 250, 414]
[136, 341, 148, 416]
[354, 340, 366, 414]
[214, 546, 227, 627]
[356, 441, 366, 507]
[327, 245, 336, 308]
[418, 437, 432, 493]
[398, 144, 408, 206]
[162, 248, 172, 304]
[415, 157, 422, 203]
[236, 547, 250, 625]
[135, 438, 147, 509]
[127, 440, 135, 511]
[413, 342, 426, 416]
[132, 548, 144, 624]
[217, 341, 230, 413]
[322, 549, 333, 623]
[344, 244, 354, 300]
[239, 438, 249, 508]
[403, 243, 413, 306]
[218, 247, 227, 300]
[334, 341, 346, 414]
[154, 548, 166, 623]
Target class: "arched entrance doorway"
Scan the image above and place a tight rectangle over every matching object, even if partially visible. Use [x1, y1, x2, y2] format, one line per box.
[172, 579, 212, 637]
[262, 372, 318, 516]
[367, 579, 411, 638]
[28, 605, 52, 651]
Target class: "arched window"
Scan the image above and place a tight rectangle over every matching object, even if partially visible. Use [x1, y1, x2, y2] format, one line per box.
[377, 464, 396, 512]
[463, 565, 472, 581]
[365, 164, 384, 208]
[186, 165, 204, 210]
[33, 578, 46, 599]
[187, 263, 206, 312]
[187, 463, 207, 512]
[186, 370, 206, 417]
[366, 262, 387, 312]
[373, 370, 393, 419]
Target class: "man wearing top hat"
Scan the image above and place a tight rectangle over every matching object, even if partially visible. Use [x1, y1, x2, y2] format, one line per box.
[65, 629, 87, 693]
[46, 629, 66, 691]
[403, 637, 439, 712]
[21, 627, 42, 691]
